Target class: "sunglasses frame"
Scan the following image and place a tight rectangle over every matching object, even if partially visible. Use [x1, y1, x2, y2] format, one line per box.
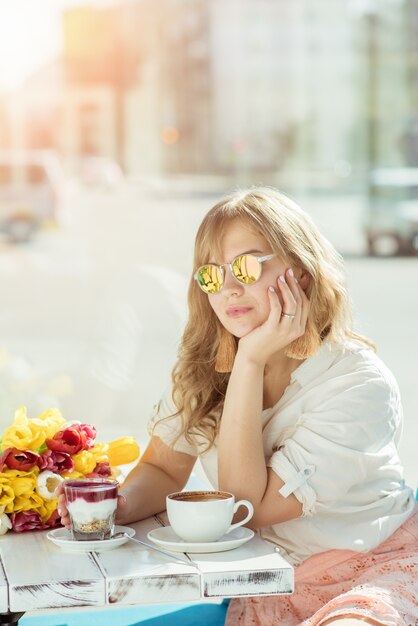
[194, 253, 276, 294]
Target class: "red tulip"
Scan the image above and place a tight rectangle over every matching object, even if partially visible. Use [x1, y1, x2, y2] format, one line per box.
[0, 448, 40, 471]
[10, 509, 61, 533]
[79, 423, 96, 450]
[38, 449, 74, 474]
[11, 511, 45, 532]
[86, 461, 112, 478]
[46, 423, 96, 455]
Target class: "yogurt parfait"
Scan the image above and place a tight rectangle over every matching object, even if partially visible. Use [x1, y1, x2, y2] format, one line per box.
[63, 478, 118, 540]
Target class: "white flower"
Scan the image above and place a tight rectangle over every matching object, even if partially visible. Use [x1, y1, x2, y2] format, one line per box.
[0, 513, 12, 535]
[36, 471, 64, 500]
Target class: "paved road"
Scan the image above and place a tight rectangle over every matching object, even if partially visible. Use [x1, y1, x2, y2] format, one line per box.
[0, 186, 416, 487]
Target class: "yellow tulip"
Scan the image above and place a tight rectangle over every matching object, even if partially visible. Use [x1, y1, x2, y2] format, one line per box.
[61, 470, 84, 480]
[1, 406, 34, 451]
[1, 406, 67, 452]
[90, 442, 109, 464]
[30, 408, 66, 439]
[72, 450, 97, 474]
[106, 437, 140, 466]
[0, 476, 14, 510]
[1, 468, 38, 514]
[9, 495, 35, 514]
[8, 474, 37, 498]
[10, 490, 56, 521]
[35, 494, 58, 521]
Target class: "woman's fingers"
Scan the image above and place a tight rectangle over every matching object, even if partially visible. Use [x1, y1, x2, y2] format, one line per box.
[286, 268, 301, 302]
[267, 284, 283, 323]
[115, 494, 128, 525]
[285, 268, 303, 324]
[275, 268, 311, 340]
[266, 266, 310, 345]
[295, 276, 310, 330]
[57, 492, 71, 529]
[276, 271, 297, 321]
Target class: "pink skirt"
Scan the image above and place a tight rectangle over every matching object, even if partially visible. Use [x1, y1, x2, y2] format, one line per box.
[225, 507, 418, 626]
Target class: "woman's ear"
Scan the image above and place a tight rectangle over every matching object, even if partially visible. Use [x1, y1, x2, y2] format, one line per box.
[296, 268, 311, 291]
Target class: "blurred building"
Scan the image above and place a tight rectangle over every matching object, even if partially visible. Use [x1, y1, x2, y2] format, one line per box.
[131, 0, 358, 186]
[0, 3, 151, 176]
[402, 0, 418, 165]
[208, 0, 355, 187]
[0, 0, 412, 189]
[361, 1, 410, 171]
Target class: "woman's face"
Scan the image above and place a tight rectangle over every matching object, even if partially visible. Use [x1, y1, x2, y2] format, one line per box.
[207, 220, 289, 338]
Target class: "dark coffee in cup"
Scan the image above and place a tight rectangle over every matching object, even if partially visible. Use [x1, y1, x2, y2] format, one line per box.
[169, 491, 230, 503]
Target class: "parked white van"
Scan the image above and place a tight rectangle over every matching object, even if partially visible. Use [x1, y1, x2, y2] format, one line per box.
[0, 150, 63, 242]
[364, 168, 418, 256]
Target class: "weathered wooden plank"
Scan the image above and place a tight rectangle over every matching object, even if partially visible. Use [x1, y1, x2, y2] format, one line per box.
[157, 512, 294, 598]
[0, 530, 105, 611]
[195, 537, 294, 598]
[94, 517, 201, 606]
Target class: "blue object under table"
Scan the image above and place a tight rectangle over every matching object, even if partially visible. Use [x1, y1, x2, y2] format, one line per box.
[19, 600, 230, 626]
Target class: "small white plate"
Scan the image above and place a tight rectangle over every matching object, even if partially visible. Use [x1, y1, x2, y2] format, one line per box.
[47, 525, 135, 553]
[147, 526, 254, 553]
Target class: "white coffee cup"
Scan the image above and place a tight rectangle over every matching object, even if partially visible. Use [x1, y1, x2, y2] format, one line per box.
[166, 490, 254, 543]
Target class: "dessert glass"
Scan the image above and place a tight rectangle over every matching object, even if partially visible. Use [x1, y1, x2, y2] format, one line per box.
[63, 478, 118, 541]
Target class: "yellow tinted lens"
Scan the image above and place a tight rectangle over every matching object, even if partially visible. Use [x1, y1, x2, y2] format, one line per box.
[232, 255, 261, 284]
[196, 264, 223, 293]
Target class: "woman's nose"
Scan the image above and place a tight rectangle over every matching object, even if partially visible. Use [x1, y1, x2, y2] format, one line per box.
[222, 267, 244, 295]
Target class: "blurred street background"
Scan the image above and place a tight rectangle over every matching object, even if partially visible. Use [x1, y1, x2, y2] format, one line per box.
[0, 0, 417, 486]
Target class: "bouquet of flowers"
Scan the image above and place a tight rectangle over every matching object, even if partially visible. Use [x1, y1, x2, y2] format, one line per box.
[0, 406, 140, 534]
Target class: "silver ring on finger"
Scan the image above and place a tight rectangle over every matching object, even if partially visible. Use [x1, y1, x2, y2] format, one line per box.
[281, 312, 296, 320]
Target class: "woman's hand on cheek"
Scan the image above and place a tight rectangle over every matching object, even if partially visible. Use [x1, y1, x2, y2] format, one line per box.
[237, 268, 310, 367]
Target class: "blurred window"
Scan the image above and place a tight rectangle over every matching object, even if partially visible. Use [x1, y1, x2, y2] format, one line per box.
[372, 184, 418, 202]
[373, 186, 404, 201]
[26, 164, 48, 185]
[0, 165, 12, 185]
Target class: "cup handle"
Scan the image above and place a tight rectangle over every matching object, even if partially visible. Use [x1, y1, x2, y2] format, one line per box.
[225, 499, 254, 534]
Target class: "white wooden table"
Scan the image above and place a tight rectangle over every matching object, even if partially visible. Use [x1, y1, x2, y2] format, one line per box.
[0, 514, 293, 624]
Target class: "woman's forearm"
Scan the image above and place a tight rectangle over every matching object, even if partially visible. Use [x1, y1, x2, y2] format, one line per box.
[117, 461, 184, 524]
[117, 436, 196, 525]
[217, 353, 267, 507]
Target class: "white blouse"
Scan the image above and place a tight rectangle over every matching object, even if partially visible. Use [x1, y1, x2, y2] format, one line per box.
[148, 339, 415, 565]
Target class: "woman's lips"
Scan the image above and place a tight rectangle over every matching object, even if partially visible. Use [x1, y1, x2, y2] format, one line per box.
[226, 306, 252, 318]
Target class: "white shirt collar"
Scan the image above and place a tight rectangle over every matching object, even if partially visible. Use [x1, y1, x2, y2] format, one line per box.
[291, 341, 342, 387]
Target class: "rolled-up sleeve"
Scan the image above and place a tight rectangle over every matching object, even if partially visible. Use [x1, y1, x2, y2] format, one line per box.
[148, 390, 199, 456]
[268, 450, 317, 516]
[267, 370, 402, 517]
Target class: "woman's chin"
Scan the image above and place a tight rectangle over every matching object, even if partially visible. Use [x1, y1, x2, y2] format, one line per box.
[225, 321, 258, 339]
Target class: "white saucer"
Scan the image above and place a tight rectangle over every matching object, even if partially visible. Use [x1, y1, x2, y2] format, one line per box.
[147, 526, 254, 553]
[47, 525, 135, 553]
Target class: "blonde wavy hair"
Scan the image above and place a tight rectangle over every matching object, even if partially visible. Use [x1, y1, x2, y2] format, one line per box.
[156, 187, 374, 451]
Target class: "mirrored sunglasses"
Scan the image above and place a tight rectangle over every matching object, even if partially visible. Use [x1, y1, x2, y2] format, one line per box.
[194, 253, 276, 294]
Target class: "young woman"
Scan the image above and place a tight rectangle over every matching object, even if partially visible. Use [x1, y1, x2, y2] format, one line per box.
[59, 187, 417, 625]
